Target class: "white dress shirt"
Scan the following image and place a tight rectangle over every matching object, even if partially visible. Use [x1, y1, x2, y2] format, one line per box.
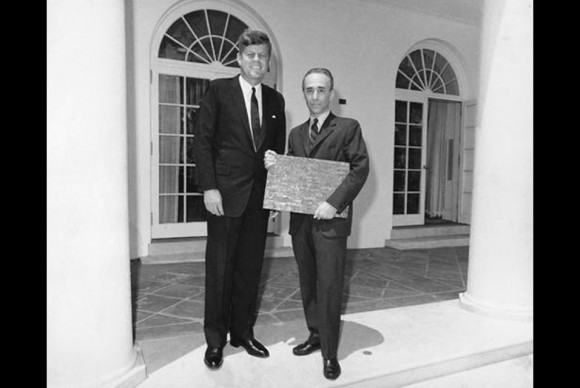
[238, 75, 263, 141]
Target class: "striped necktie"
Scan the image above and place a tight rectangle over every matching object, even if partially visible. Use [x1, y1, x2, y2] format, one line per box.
[309, 118, 319, 145]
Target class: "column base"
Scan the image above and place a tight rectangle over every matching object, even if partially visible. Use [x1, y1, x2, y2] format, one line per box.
[100, 345, 148, 388]
[459, 292, 533, 322]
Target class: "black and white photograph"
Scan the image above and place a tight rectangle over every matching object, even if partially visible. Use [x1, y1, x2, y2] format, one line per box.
[47, 0, 533, 387]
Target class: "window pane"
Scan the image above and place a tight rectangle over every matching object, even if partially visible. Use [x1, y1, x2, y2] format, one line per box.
[184, 10, 208, 39]
[408, 171, 421, 191]
[225, 16, 247, 45]
[186, 41, 211, 63]
[186, 107, 198, 135]
[159, 75, 182, 104]
[186, 195, 208, 222]
[159, 105, 182, 134]
[178, 166, 185, 193]
[395, 100, 407, 123]
[396, 72, 410, 89]
[393, 170, 406, 192]
[441, 65, 456, 84]
[201, 37, 216, 62]
[394, 147, 406, 169]
[409, 125, 422, 146]
[431, 77, 444, 93]
[159, 196, 179, 223]
[177, 195, 184, 222]
[423, 49, 435, 71]
[186, 137, 195, 164]
[409, 50, 423, 71]
[158, 36, 186, 60]
[410, 75, 422, 91]
[207, 10, 228, 36]
[410, 102, 423, 124]
[423, 70, 434, 88]
[166, 18, 195, 48]
[433, 54, 448, 74]
[220, 41, 238, 66]
[159, 166, 182, 194]
[398, 56, 415, 79]
[186, 78, 210, 106]
[408, 148, 422, 169]
[407, 193, 420, 214]
[393, 193, 405, 214]
[446, 79, 459, 95]
[419, 69, 429, 88]
[159, 136, 182, 164]
[394, 124, 407, 146]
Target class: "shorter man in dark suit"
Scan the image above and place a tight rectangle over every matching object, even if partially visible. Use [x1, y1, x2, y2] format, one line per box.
[264, 68, 369, 380]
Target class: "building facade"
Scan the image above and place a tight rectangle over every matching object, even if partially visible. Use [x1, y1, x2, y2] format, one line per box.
[127, 0, 483, 260]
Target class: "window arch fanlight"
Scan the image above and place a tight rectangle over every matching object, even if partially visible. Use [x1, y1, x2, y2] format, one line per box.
[158, 9, 249, 68]
[396, 48, 459, 96]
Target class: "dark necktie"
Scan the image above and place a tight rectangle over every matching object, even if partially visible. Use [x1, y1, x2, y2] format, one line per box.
[251, 87, 261, 149]
[309, 118, 319, 145]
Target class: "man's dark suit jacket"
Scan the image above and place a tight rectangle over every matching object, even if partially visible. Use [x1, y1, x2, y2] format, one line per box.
[287, 111, 369, 236]
[194, 75, 286, 216]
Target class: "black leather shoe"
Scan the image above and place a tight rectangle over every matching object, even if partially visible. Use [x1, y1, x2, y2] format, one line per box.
[292, 339, 321, 356]
[204, 346, 223, 369]
[230, 337, 270, 358]
[323, 358, 341, 380]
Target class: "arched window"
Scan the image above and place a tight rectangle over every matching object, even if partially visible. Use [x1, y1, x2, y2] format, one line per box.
[150, 5, 279, 239]
[158, 9, 248, 67]
[396, 48, 459, 96]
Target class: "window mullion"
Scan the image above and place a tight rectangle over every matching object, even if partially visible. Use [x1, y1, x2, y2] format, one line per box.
[408, 54, 427, 90]
[217, 14, 230, 62]
[204, 10, 217, 61]
[181, 16, 213, 62]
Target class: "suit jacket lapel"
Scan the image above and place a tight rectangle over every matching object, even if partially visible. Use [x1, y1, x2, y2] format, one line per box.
[229, 76, 256, 151]
[308, 112, 337, 156]
[298, 120, 310, 156]
[256, 86, 273, 151]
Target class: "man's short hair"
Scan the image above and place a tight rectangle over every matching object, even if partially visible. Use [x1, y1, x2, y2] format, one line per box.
[236, 29, 272, 58]
[302, 68, 334, 91]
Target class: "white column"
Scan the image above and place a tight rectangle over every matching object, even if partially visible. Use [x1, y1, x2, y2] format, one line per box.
[47, 1, 145, 387]
[459, 0, 533, 321]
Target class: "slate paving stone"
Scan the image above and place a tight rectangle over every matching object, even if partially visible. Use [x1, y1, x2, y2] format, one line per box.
[131, 247, 469, 340]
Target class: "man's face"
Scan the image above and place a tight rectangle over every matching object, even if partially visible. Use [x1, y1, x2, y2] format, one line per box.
[303, 73, 334, 117]
[237, 44, 270, 85]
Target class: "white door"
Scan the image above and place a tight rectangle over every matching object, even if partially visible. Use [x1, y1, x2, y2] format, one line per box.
[151, 68, 239, 238]
[392, 96, 428, 226]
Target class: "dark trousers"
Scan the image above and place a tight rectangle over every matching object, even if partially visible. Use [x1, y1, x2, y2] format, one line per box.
[291, 217, 347, 359]
[203, 184, 270, 347]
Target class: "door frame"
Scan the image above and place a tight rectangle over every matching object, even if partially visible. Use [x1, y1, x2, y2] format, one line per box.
[392, 91, 429, 227]
[392, 90, 465, 227]
[149, 2, 283, 239]
[150, 64, 239, 238]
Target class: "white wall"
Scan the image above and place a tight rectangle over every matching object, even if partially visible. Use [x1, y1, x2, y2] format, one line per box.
[127, 0, 481, 258]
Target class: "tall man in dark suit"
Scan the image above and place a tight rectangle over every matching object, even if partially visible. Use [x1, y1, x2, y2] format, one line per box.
[264, 68, 369, 380]
[194, 29, 286, 370]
